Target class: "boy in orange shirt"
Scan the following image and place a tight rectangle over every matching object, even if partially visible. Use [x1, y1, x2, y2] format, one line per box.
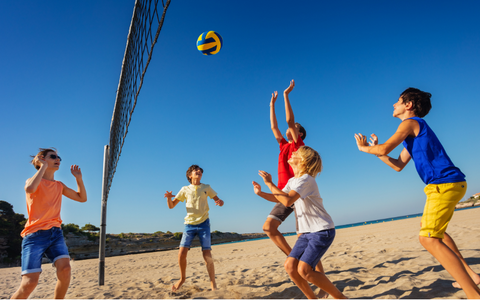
[11, 148, 87, 299]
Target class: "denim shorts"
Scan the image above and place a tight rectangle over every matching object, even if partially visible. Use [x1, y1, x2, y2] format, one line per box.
[21, 227, 70, 275]
[180, 218, 211, 250]
[288, 228, 335, 269]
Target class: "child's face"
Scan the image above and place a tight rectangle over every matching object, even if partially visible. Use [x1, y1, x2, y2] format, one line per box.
[393, 97, 408, 118]
[188, 168, 203, 181]
[288, 151, 303, 169]
[40, 151, 61, 170]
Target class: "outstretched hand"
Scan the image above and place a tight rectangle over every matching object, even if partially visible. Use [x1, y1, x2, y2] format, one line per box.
[258, 170, 273, 185]
[252, 181, 262, 195]
[284, 79, 295, 94]
[70, 165, 83, 179]
[164, 191, 175, 199]
[354, 133, 369, 151]
[214, 199, 224, 206]
[368, 133, 378, 146]
[270, 91, 278, 105]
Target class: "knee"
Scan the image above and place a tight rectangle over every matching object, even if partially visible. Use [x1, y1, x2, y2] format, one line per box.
[202, 250, 212, 261]
[21, 275, 40, 291]
[419, 235, 440, 250]
[284, 259, 297, 275]
[298, 265, 313, 281]
[56, 262, 71, 279]
[263, 220, 279, 234]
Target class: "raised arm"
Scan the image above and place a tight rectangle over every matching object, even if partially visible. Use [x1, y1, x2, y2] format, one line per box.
[254, 171, 301, 207]
[25, 155, 48, 194]
[164, 191, 180, 209]
[355, 129, 413, 172]
[270, 91, 283, 143]
[62, 165, 87, 202]
[355, 119, 418, 156]
[284, 79, 300, 143]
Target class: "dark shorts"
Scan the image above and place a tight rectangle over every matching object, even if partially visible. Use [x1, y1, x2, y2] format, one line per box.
[267, 202, 294, 223]
[289, 229, 335, 269]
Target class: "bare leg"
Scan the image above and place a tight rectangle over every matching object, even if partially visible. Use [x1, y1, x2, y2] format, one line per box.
[284, 257, 317, 299]
[263, 218, 292, 255]
[11, 272, 40, 299]
[298, 261, 347, 299]
[202, 250, 217, 290]
[52, 258, 71, 299]
[172, 247, 189, 292]
[442, 232, 480, 288]
[419, 236, 480, 298]
[315, 260, 329, 298]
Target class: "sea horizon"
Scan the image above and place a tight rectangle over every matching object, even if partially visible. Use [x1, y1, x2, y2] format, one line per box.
[213, 205, 480, 246]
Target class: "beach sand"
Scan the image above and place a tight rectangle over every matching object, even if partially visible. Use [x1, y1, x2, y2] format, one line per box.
[1, 208, 479, 299]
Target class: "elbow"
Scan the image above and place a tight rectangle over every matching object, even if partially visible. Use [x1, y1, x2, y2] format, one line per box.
[25, 186, 35, 194]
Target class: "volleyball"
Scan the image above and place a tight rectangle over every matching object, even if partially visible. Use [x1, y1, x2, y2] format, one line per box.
[196, 31, 223, 55]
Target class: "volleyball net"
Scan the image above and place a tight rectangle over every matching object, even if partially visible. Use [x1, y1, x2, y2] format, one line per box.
[99, 0, 172, 285]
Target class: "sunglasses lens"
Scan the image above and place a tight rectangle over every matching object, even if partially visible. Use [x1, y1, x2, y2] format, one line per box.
[50, 155, 61, 161]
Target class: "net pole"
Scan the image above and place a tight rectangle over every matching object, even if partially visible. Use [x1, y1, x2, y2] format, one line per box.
[98, 145, 110, 286]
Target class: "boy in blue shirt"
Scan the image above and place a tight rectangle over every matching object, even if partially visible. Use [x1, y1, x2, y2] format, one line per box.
[354, 87, 480, 299]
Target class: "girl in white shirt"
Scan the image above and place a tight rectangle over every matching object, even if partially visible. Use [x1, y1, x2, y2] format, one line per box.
[253, 146, 346, 299]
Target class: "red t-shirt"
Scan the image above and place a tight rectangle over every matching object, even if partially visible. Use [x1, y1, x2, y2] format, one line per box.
[277, 136, 305, 189]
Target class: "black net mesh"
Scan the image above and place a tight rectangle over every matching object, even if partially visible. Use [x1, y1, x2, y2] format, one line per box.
[106, 0, 171, 197]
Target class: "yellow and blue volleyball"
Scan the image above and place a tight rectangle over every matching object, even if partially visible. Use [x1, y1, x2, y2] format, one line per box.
[196, 31, 223, 55]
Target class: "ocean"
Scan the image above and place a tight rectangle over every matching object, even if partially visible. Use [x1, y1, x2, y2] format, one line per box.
[214, 205, 480, 246]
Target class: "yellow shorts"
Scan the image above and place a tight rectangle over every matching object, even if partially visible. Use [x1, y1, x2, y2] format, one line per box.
[420, 181, 466, 239]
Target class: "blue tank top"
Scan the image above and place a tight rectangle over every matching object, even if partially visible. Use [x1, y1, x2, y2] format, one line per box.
[402, 117, 465, 185]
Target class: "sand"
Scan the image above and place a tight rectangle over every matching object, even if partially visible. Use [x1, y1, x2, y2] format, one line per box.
[1, 208, 479, 299]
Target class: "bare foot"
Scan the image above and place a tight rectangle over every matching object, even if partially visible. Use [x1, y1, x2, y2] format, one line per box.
[317, 289, 330, 299]
[171, 279, 185, 292]
[452, 273, 480, 289]
[211, 282, 218, 291]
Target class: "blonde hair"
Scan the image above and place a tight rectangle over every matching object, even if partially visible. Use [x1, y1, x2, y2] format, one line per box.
[296, 146, 322, 178]
[30, 148, 57, 170]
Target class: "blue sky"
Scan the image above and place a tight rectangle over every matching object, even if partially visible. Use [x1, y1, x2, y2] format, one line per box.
[1, 1, 479, 234]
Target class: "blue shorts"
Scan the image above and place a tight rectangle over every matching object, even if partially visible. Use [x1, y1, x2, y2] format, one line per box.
[21, 227, 70, 275]
[180, 218, 212, 251]
[289, 229, 335, 270]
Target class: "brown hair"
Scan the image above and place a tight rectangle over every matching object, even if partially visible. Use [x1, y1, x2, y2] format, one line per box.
[186, 165, 203, 183]
[400, 87, 432, 118]
[30, 148, 57, 170]
[295, 146, 322, 178]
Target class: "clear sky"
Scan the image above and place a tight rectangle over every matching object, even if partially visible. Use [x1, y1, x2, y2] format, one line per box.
[1, 1, 479, 234]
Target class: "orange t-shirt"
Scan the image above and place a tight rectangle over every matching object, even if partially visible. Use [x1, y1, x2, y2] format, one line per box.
[21, 178, 64, 237]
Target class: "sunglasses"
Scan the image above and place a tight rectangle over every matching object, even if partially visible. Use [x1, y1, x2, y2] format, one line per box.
[48, 154, 62, 161]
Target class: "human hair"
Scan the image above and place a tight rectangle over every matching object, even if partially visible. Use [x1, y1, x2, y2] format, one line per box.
[186, 164, 203, 183]
[296, 122, 307, 140]
[30, 148, 57, 170]
[400, 87, 432, 118]
[295, 146, 322, 178]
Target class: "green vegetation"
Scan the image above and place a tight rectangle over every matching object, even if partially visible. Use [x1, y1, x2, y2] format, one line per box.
[173, 232, 183, 240]
[0, 200, 27, 264]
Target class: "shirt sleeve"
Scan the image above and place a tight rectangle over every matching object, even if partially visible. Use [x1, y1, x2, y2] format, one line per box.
[279, 137, 288, 149]
[294, 135, 305, 149]
[176, 187, 186, 202]
[282, 180, 291, 194]
[289, 176, 310, 198]
[206, 185, 217, 199]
